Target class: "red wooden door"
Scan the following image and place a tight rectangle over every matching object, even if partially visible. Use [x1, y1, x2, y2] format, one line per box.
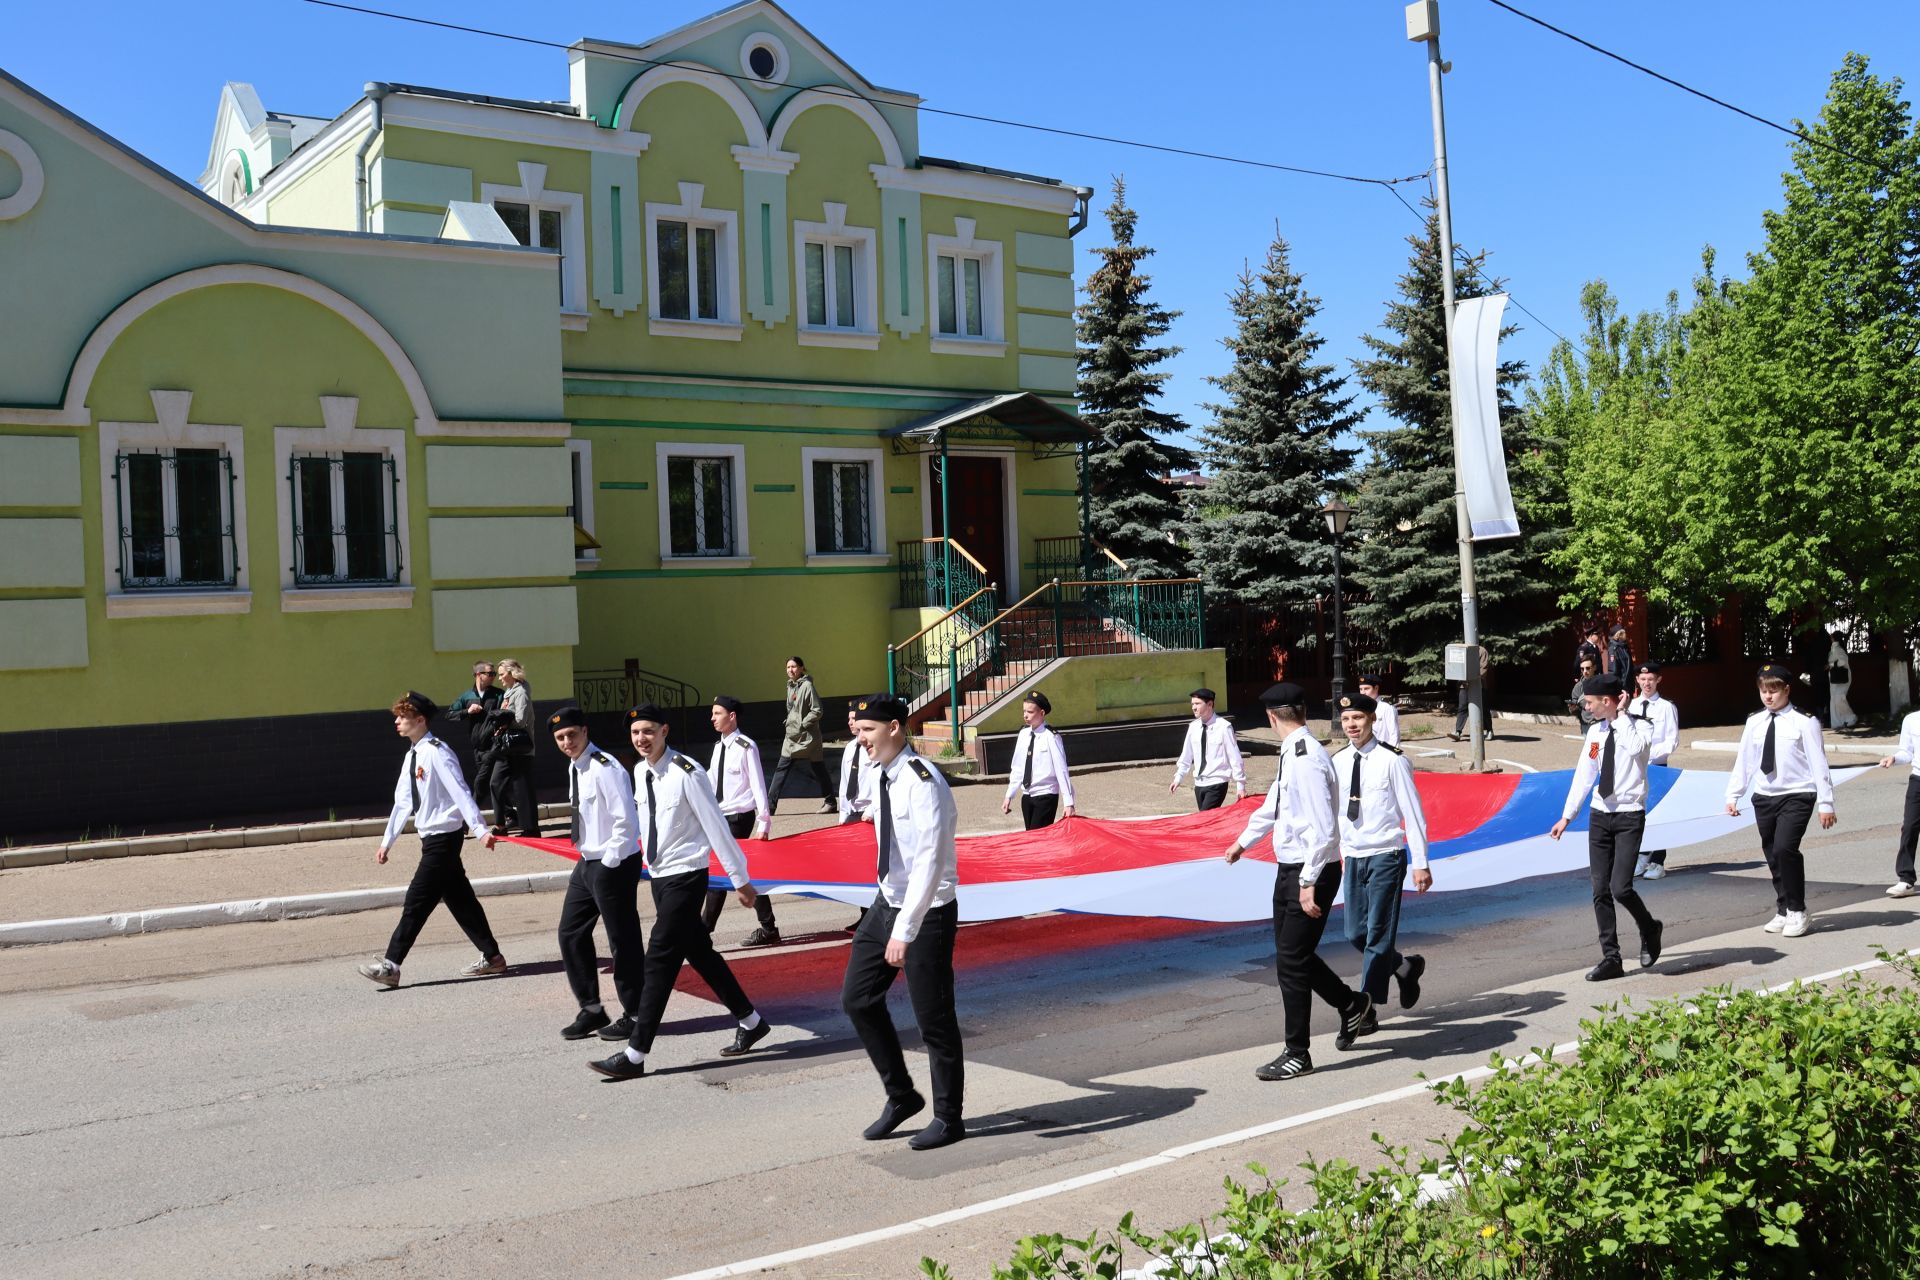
[931, 455, 1008, 591]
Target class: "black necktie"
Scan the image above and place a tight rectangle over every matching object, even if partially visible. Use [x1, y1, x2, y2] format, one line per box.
[1760, 713, 1778, 775]
[713, 740, 726, 801]
[406, 748, 420, 816]
[1598, 726, 1616, 800]
[644, 768, 659, 863]
[845, 748, 858, 801]
[1197, 720, 1209, 782]
[1023, 730, 1036, 790]
[568, 764, 582, 846]
[1347, 751, 1363, 821]
[876, 773, 893, 880]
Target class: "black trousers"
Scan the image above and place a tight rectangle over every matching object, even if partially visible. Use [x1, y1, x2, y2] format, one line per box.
[482, 751, 541, 835]
[1754, 792, 1815, 914]
[1895, 775, 1920, 887]
[1021, 793, 1060, 830]
[768, 753, 836, 812]
[1195, 782, 1228, 811]
[1272, 862, 1356, 1056]
[841, 895, 964, 1120]
[556, 856, 646, 1014]
[629, 870, 756, 1054]
[1589, 811, 1657, 962]
[384, 830, 500, 966]
[703, 811, 777, 932]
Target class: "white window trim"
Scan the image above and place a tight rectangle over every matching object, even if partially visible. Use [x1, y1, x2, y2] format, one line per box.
[656, 441, 751, 566]
[98, 390, 251, 617]
[481, 161, 589, 322]
[918, 446, 1020, 593]
[800, 446, 887, 563]
[568, 438, 598, 567]
[272, 395, 412, 612]
[794, 203, 880, 350]
[645, 182, 744, 340]
[927, 218, 1006, 355]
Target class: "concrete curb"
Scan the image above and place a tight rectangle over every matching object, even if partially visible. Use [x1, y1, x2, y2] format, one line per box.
[0, 869, 573, 948]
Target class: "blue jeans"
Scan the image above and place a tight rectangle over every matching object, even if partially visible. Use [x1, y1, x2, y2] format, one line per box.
[1343, 849, 1409, 1003]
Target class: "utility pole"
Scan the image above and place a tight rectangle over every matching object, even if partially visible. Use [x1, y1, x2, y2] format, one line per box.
[1406, 0, 1485, 771]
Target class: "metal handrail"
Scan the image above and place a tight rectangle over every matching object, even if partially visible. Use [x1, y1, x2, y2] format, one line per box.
[903, 535, 990, 576]
[891, 584, 998, 652]
[956, 579, 1059, 648]
[1095, 542, 1129, 570]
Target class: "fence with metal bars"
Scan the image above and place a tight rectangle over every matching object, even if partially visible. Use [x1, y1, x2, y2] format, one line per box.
[572, 664, 704, 743]
[288, 453, 401, 586]
[111, 448, 239, 590]
[887, 584, 998, 712]
[896, 536, 993, 610]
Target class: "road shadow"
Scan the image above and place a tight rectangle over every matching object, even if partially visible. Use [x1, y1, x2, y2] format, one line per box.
[1338, 987, 1565, 1065]
[1653, 944, 1785, 978]
[861, 1079, 1207, 1175]
[1802, 908, 1920, 937]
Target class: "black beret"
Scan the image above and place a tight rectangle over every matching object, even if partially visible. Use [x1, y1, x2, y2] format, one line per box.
[1756, 662, 1793, 682]
[853, 693, 909, 724]
[627, 702, 668, 724]
[1023, 689, 1052, 713]
[1631, 660, 1662, 676]
[1583, 674, 1627, 699]
[1190, 687, 1218, 702]
[398, 690, 435, 719]
[1337, 692, 1379, 714]
[1357, 673, 1385, 689]
[711, 694, 743, 713]
[1259, 682, 1306, 707]
[548, 706, 587, 730]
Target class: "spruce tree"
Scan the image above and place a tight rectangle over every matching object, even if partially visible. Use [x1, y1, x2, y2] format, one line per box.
[1346, 210, 1565, 684]
[1076, 178, 1194, 578]
[1190, 229, 1360, 613]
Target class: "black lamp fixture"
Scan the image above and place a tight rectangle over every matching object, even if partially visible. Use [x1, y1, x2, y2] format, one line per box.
[1321, 496, 1354, 538]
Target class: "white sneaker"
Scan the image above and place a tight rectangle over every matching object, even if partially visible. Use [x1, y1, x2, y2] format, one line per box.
[1782, 911, 1812, 938]
[1887, 881, 1918, 899]
[1633, 855, 1650, 879]
[1643, 862, 1667, 880]
[357, 959, 400, 987]
[1763, 914, 1787, 934]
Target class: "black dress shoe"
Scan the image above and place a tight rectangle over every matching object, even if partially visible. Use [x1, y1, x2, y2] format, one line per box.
[562, 1008, 612, 1040]
[587, 1051, 647, 1081]
[861, 1091, 926, 1140]
[1254, 1051, 1312, 1081]
[719, 1020, 771, 1057]
[1397, 954, 1426, 1009]
[1640, 920, 1664, 969]
[908, 1116, 965, 1151]
[1586, 958, 1626, 982]
[1334, 992, 1374, 1051]
[741, 927, 782, 947]
[597, 1015, 637, 1041]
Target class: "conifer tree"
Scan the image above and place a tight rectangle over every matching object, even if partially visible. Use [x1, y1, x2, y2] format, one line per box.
[1346, 210, 1565, 683]
[1076, 178, 1194, 578]
[1190, 229, 1360, 612]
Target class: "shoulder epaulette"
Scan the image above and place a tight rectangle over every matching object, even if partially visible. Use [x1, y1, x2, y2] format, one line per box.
[1294, 739, 1309, 756]
[422, 735, 442, 749]
[1379, 741, 1403, 755]
[590, 751, 612, 766]
[908, 757, 933, 781]
[673, 754, 698, 775]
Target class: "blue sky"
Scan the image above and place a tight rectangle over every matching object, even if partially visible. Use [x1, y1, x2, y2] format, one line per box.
[10, 1, 1915, 451]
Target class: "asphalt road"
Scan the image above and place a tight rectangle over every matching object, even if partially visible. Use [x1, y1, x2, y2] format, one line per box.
[4, 764, 1917, 1280]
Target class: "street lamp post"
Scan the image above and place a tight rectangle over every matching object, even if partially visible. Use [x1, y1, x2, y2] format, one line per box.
[1322, 497, 1354, 707]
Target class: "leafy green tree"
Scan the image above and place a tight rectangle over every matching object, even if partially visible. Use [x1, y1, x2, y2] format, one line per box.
[1076, 178, 1194, 578]
[1189, 229, 1360, 613]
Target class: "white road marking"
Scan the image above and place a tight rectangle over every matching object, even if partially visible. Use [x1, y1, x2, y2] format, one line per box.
[1490, 758, 1538, 774]
[1415, 748, 1455, 758]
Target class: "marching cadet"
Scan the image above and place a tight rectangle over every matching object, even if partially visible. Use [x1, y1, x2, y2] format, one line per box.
[840, 694, 966, 1151]
[1170, 687, 1246, 810]
[1725, 663, 1837, 937]
[1001, 690, 1076, 829]
[1222, 683, 1371, 1081]
[1877, 702, 1920, 899]
[1629, 661, 1681, 880]
[589, 705, 773, 1080]
[836, 707, 876, 825]
[702, 694, 781, 945]
[1330, 691, 1431, 1031]
[1550, 674, 1664, 980]
[356, 691, 505, 988]
[549, 706, 647, 1042]
[1356, 674, 1401, 749]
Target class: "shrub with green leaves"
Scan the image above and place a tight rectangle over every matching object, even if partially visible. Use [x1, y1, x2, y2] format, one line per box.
[933, 952, 1920, 1279]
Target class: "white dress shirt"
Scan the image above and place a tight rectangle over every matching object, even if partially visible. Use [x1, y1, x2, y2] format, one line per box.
[1562, 712, 1655, 819]
[709, 730, 771, 835]
[1726, 706, 1835, 813]
[1372, 701, 1402, 749]
[635, 749, 750, 886]
[569, 744, 640, 865]
[867, 750, 959, 943]
[1629, 692, 1680, 764]
[1004, 724, 1075, 806]
[838, 739, 876, 822]
[1235, 725, 1339, 880]
[1890, 710, 1920, 777]
[380, 735, 487, 848]
[1333, 739, 1430, 868]
[1172, 713, 1246, 789]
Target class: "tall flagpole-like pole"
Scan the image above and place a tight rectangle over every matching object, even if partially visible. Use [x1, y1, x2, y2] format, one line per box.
[1407, 0, 1484, 771]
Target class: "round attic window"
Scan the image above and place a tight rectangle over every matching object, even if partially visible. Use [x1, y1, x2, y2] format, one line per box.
[739, 34, 787, 88]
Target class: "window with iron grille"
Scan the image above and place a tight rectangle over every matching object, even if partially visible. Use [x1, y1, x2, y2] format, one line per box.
[112, 448, 238, 590]
[289, 453, 400, 585]
[1648, 599, 1717, 666]
[811, 459, 872, 553]
[1740, 606, 1794, 660]
[667, 456, 735, 556]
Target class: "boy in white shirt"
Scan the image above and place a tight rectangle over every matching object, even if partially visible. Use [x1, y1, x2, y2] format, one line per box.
[1170, 688, 1245, 810]
[1879, 706, 1920, 898]
[1628, 661, 1681, 879]
[1002, 690, 1076, 829]
[1724, 663, 1837, 937]
[1356, 674, 1400, 748]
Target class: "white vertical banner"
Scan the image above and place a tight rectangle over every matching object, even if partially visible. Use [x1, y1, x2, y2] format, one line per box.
[1451, 293, 1520, 540]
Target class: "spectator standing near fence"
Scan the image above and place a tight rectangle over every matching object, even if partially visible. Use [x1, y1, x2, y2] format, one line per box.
[483, 658, 540, 836]
[446, 661, 502, 811]
[768, 656, 837, 819]
[1450, 646, 1492, 742]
